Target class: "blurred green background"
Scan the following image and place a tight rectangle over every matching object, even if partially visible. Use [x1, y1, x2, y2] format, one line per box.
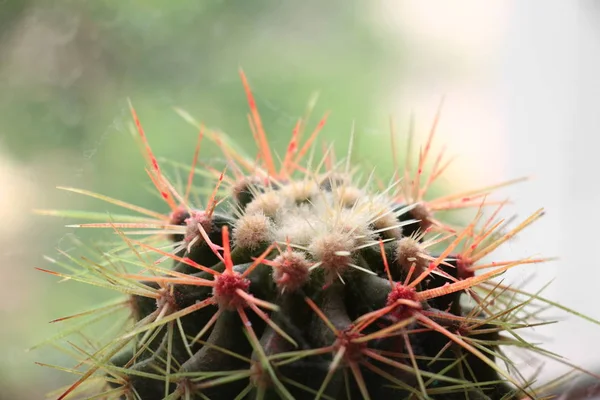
[0, 1, 406, 398]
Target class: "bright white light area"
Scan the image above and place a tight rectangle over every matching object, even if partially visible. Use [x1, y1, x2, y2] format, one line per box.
[374, 0, 600, 387]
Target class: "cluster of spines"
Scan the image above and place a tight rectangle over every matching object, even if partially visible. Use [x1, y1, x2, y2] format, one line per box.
[33, 70, 600, 400]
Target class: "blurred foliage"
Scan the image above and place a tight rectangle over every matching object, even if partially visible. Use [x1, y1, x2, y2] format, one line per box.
[1, 0, 396, 160]
[0, 0, 406, 398]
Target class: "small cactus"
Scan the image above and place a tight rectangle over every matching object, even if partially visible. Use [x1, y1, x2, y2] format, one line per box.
[35, 71, 600, 400]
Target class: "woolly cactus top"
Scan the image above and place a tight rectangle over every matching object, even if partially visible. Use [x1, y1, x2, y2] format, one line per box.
[34, 71, 600, 400]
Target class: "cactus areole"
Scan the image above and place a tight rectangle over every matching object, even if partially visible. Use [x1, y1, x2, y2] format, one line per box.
[35, 71, 600, 400]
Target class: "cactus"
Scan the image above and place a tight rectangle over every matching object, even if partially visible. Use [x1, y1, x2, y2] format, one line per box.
[35, 71, 600, 400]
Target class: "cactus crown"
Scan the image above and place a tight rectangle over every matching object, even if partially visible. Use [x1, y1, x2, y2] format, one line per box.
[35, 71, 600, 400]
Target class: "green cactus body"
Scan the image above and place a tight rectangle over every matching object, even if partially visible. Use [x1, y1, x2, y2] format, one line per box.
[35, 71, 600, 400]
